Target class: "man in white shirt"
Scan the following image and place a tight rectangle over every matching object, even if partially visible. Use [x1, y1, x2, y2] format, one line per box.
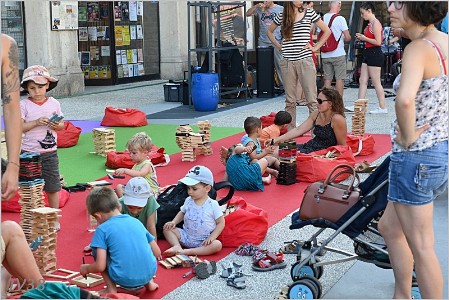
[320, 1, 351, 97]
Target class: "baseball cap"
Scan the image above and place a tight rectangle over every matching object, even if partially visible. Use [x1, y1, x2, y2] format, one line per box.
[179, 165, 214, 186]
[123, 177, 151, 207]
[20, 65, 58, 92]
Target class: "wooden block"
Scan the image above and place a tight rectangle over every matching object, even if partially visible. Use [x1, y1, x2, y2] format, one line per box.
[159, 260, 173, 269]
[71, 274, 104, 288]
[165, 257, 177, 266]
[46, 268, 80, 279]
[171, 256, 182, 265]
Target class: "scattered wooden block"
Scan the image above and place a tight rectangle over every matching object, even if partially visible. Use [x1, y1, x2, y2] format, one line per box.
[71, 274, 104, 288]
[46, 268, 79, 279]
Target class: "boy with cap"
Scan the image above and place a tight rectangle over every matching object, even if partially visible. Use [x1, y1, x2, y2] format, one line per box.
[20, 65, 64, 230]
[81, 186, 160, 294]
[119, 177, 160, 244]
[163, 165, 224, 257]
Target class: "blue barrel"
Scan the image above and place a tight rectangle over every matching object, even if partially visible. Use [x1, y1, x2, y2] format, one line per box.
[191, 73, 219, 112]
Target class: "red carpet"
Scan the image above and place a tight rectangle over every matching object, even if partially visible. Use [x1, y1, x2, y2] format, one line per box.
[1, 133, 391, 298]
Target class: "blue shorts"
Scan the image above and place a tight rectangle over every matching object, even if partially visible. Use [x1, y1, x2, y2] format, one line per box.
[388, 141, 448, 206]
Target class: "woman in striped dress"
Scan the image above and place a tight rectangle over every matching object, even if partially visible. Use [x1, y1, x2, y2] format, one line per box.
[267, 1, 331, 131]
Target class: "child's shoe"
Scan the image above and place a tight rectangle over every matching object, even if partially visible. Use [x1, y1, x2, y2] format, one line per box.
[262, 174, 272, 185]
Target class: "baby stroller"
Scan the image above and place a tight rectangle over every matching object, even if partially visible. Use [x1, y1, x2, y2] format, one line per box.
[285, 156, 408, 299]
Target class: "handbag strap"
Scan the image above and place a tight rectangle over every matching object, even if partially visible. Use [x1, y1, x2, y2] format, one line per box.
[322, 164, 358, 193]
[214, 181, 235, 206]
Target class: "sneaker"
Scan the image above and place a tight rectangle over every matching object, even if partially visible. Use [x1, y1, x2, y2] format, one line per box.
[369, 107, 388, 114]
[344, 105, 354, 112]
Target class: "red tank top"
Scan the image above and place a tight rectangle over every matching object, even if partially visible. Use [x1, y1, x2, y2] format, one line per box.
[363, 21, 382, 48]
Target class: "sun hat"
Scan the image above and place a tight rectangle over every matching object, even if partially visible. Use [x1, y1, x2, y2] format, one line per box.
[179, 165, 214, 186]
[123, 177, 151, 207]
[20, 65, 58, 92]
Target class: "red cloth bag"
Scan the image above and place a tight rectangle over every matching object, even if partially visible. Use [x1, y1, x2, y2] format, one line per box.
[105, 145, 166, 169]
[218, 196, 268, 247]
[57, 121, 81, 148]
[346, 134, 375, 156]
[296, 145, 356, 183]
[1, 189, 71, 213]
[101, 106, 148, 127]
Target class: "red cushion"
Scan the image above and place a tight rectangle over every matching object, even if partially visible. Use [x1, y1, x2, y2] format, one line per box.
[1, 189, 71, 213]
[101, 106, 148, 127]
[57, 121, 82, 148]
[105, 145, 166, 169]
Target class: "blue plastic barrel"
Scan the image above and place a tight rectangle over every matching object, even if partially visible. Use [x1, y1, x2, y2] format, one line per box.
[191, 73, 219, 112]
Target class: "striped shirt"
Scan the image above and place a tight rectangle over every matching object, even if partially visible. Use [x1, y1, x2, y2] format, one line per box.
[274, 8, 321, 61]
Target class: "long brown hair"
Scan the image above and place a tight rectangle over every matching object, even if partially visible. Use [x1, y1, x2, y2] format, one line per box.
[282, 2, 302, 41]
[320, 87, 345, 118]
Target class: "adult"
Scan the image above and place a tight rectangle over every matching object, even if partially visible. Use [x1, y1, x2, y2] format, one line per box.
[269, 87, 347, 154]
[247, 1, 284, 87]
[355, 2, 386, 114]
[320, 1, 351, 97]
[378, 2, 448, 299]
[1, 34, 22, 201]
[267, 1, 331, 130]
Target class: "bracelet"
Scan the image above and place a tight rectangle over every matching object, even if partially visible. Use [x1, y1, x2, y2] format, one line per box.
[8, 161, 20, 168]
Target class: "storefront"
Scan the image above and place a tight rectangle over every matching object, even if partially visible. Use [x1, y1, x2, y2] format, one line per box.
[76, 1, 161, 86]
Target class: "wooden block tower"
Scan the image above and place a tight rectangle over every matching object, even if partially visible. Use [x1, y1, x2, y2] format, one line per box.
[92, 128, 116, 156]
[29, 207, 61, 275]
[197, 120, 213, 156]
[175, 122, 213, 162]
[351, 99, 368, 136]
[276, 141, 297, 185]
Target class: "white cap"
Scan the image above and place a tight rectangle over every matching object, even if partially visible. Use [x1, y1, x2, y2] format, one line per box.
[123, 177, 151, 207]
[179, 165, 214, 186]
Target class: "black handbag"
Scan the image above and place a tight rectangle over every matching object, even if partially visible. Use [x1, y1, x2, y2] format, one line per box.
[156, 181, 234, 238]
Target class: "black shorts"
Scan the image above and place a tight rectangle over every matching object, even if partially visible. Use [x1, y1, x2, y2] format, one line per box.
[363, 47, 384, 67]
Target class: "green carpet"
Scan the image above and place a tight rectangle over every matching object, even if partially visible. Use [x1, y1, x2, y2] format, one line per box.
[58, 124, 242, 186]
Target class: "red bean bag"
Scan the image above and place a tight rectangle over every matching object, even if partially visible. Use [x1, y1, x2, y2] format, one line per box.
[105, 145, 167, 169]
[101, 106, 148, 127]
[1, 189, 71, 213]
[260, 112, 287, 135]
[57, 121, 82, 148]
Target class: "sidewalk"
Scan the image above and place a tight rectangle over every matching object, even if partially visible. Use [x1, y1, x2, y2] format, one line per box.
[56, 80, 447, 299]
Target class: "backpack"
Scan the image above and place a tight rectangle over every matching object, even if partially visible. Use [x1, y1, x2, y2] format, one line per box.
[156, 181, 234, 238]
[318, 14, 342, 53]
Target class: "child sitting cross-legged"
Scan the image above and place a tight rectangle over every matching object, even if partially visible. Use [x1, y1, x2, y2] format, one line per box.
[119, 177, 160, 247]
[81, 187, 161, 294]
[115, 132, 160, 198]
[163, 166, 224, 257]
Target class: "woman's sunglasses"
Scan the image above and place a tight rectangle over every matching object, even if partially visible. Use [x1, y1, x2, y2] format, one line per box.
[316, 98, 330, 104]
[386, 1, 403, 10]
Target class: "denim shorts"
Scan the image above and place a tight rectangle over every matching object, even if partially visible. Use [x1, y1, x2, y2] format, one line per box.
[388, 141, 448, 206]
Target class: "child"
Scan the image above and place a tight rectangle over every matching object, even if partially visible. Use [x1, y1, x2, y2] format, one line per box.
[119, 177, 160, 245]
[223, 144, 278, 191]
[20, 65, 64, 230]
[258, 111, 292, 147]
[163, 165, 224, 257]
[81, 187, 160, 294]
[115, 132, 159, 198]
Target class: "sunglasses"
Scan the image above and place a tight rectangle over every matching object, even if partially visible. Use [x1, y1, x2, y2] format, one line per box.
[386, 1, 403, 10]
[316, 98, 330, 104]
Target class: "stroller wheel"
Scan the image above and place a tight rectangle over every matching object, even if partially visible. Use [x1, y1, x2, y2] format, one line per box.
[290, 261, 318, 281]
[315, 264, 324, 280]
[288, 279, 318, 299]
[411, 283, 421, 299]
[298, 275, 322, 299]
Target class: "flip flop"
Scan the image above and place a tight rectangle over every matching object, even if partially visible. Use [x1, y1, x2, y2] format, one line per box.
[281, 240, 303, 255]
[194, 261, 217, 279]
[355, 160, 378, 173]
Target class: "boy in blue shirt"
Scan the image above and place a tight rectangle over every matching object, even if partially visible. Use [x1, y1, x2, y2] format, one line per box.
[80, 187, 161, 294]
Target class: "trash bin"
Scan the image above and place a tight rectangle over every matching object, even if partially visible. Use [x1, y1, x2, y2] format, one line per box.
[191, 73, 219, 112]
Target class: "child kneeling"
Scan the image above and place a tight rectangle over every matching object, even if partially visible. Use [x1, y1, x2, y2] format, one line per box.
[163, 165, 224, 257]
[81, 187, 161, 294]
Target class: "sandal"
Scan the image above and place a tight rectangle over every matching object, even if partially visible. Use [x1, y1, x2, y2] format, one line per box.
[252, 251, 287, 272]
[281, 240, 303, 255]
[355, 160, 378, 173]
[194, 260, 217, 279]
[226, 272, 246, 289]
[235, 242, 261, 256]
[220, 261, 243, 278]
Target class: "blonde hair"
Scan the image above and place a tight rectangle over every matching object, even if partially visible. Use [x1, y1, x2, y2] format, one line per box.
[126, 132, 153, 152]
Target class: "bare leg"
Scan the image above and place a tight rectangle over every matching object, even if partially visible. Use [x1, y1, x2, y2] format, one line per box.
[115, 184, 125, 198]
[335, 79, 344, 98]
[367, 66, 386, 109]
[163, 228, 183, 257]
[378, 202, 414, 298]
[219, 146, 228, 166]
[178, 240, 222, 256]
[358, 63, 369, 99]
[1, 221, 44, 286]
[46, 191, 59, 209]
[101, 271, 118, 294]
[144, 279, 159, 292]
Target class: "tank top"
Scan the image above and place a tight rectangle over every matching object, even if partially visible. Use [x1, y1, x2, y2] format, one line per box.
[300, 113, 337, 154]
[364, 20, 381, 48]
[391, 39, 448, 152]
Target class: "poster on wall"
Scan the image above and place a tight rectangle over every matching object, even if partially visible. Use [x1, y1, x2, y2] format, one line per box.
[51, 1, 78, 30]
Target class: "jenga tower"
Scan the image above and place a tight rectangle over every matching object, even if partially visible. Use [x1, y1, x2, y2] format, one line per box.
[175, 125, 193, 150]
[92, 128, 116, 156]
[18, 181, 46, 242]
[351, 99, 368, 136]
[29, 207, 61, 275]
[197, 120, 213, 156]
